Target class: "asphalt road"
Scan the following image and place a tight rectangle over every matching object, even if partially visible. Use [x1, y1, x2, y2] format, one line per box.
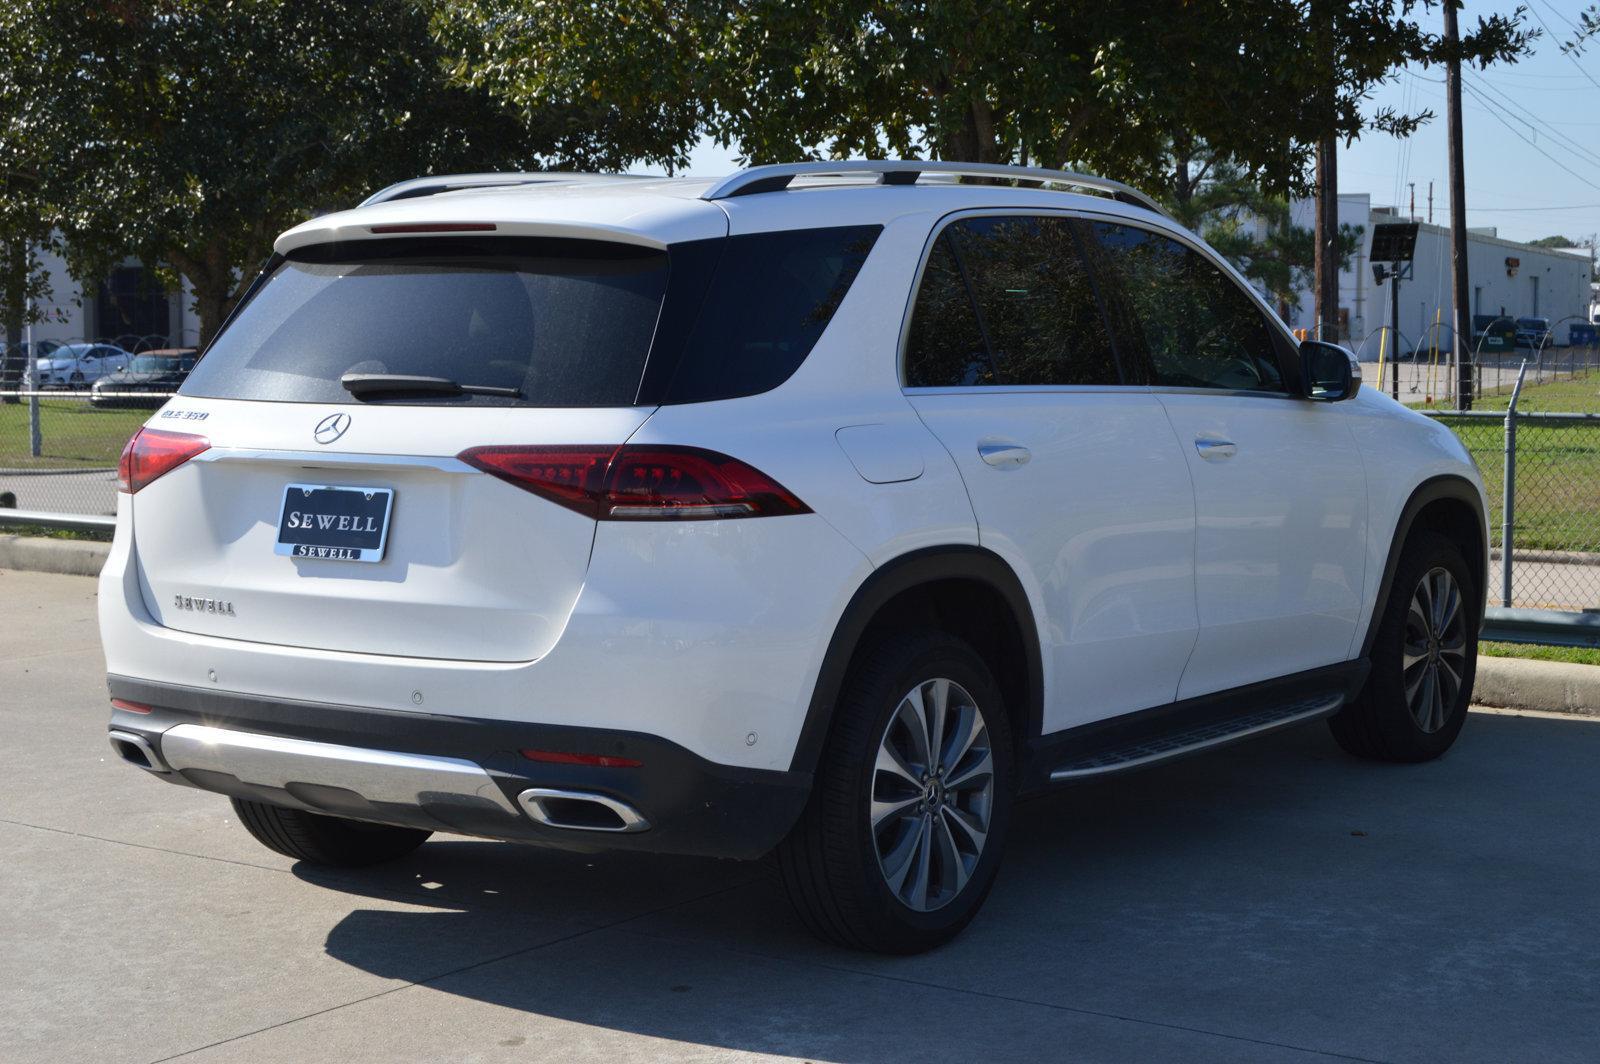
[3, 567, 1598, 1063]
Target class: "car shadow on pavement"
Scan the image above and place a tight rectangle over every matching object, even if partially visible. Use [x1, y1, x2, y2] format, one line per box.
[293, 712, 1600, 1063]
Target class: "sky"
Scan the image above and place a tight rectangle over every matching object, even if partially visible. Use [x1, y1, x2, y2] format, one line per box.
[665, 0, 1600, 247]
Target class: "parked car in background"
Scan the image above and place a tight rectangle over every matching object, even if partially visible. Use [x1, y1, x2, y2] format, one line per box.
[90, 349, 198, 408]
[1, 340, 62, 396]
[35, 343, 131, 388]
[1515, 317, 1552, 349]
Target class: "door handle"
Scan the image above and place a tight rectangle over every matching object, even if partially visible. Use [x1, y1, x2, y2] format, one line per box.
[1194, 437, 1237, 460]
[978, 441, 1032, 468]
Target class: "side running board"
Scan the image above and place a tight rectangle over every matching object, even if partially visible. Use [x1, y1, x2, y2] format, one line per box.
[1048, 693, 1344, 782]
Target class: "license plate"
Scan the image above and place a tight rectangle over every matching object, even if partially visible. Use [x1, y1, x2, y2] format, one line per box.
[275, 484, 394, 563]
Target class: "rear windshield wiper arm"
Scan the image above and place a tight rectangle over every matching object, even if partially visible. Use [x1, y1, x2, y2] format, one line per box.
[340, 372, 523, 400]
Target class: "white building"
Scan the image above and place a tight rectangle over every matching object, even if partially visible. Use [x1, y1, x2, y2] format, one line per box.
[1275, 194, 1593, 357]
[21, 243, 199, 350]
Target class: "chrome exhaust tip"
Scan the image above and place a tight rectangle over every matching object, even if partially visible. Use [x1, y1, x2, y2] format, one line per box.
[108, 730, 169, 774]
[516, 788, 650, 833]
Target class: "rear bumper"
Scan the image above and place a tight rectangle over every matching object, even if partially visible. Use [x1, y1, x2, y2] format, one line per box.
[107, 676, 811, 861]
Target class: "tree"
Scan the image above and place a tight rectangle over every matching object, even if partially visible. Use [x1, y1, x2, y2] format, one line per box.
[0, 0, 612, 346]
[441, 0, 1368, 194]
[1528, 235, 1578, 249]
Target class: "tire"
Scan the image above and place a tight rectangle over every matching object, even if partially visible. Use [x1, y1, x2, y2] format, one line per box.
[777, 631, 1014, 954]
[230, 798, 431, 866]
[1330, 530, 1477, 762]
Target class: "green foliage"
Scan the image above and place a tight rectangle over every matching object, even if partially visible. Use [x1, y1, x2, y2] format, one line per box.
[1529, 235, 1579, 249]
[0, 0, 566, 342]
[441, 0, 1534, 198]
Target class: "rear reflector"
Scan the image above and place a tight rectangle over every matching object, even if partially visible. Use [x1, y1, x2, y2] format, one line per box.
[369, 223, 497, 234]
[118, 429, 210, 494]
[521, 748, 643, 768]
[459, 444, 810, 521]
[111, 698, 153, 714]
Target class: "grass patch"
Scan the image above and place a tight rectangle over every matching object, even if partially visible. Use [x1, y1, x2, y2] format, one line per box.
[1482, 641, 1600, 667]
[0, 399, 147, 470]
[0, 524, 112, 541]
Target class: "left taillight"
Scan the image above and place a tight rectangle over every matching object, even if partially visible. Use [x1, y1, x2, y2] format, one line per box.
[117, 429, 210, 494]
[457, 444, 810, 520]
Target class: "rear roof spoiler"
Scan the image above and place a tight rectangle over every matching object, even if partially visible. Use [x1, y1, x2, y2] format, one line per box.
[359, 172, 649, 208]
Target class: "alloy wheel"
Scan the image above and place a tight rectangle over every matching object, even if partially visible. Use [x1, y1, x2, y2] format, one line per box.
[1403, 566, 1467, 733]
[870, 677, 994, 912]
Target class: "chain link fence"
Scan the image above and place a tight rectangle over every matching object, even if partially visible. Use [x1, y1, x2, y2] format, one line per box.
[0, 391, 171, 519]
[1, 332, 189, 521]
[1426, 410, 1600, 616]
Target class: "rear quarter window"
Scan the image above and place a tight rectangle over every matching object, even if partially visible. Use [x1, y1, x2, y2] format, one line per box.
[662, 225, 881, 403]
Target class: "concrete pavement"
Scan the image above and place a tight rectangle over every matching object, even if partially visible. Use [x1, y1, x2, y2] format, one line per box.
[2, 567, 1598, 1063]
[0, 467, 118, 516]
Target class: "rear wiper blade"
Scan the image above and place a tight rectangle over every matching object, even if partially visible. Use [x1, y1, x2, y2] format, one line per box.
[340, 372, 522, 400]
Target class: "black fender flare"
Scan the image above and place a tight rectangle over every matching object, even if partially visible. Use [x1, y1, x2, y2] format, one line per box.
[1361, 474, 1488, 658]
[788, 545, 1044, 775]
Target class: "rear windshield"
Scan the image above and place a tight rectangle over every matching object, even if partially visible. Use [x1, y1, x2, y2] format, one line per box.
[182, 237, 670, 407]
[184, 227, 880, 408]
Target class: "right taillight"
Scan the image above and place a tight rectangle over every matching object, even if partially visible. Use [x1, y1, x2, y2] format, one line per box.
[117, 429, 210, 494]
[458, 444, 810, 520]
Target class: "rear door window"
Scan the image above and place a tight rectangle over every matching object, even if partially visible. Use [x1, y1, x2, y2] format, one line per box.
[903, 233, 994, 387]
[182, 237, 670, 407]
[904, 215, 1122, 388]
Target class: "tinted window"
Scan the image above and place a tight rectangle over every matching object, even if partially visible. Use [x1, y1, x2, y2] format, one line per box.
[183, 237, 669, 407]
[1089, 223, 1284, 392]
[904, 233, 994, 387]
[946, 216, 1119, 386]
[664, 225, 880, 402]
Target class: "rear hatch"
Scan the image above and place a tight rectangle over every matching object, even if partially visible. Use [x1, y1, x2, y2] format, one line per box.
[129, 230, 677, 662]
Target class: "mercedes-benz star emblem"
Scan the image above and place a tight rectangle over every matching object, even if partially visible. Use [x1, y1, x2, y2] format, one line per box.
[313, 412, 351, 445]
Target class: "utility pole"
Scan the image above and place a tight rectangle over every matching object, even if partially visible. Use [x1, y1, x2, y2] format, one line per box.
[1428, 180, 1434, 225]
[1445, 1, 1474, 410]
[1409, 182, 1416, 221]
[1313, 0, 1340, 343]
[1315, 136, 1339, 341]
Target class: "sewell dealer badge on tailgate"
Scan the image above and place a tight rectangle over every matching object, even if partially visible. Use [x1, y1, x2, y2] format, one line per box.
[275, 484, 394, 562]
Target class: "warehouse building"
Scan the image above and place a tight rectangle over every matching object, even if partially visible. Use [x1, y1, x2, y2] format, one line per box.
[1277, 194, 1594, 358]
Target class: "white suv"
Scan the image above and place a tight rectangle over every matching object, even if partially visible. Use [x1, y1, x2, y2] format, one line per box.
[100, 161, 1488, 953]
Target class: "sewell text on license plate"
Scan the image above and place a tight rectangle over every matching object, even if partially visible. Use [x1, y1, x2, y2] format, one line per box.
[275, 483, 394, 563]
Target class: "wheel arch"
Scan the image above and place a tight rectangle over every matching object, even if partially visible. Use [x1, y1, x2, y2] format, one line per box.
[1361, 474, 1488, 659]
[790, 546, 1044, 775]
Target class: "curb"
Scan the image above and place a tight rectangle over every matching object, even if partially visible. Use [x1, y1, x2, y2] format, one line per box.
[1475, 655, 1600, 718]
[0, 535, 109, 578]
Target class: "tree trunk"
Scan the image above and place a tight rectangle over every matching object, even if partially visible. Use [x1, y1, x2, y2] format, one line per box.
[938, 97, 1002, 163]
[2, 240, 29, 403]
[170, 244, 239, 348]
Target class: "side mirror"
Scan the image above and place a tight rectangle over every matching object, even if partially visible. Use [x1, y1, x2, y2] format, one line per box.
[1299, 340, 1360, 402]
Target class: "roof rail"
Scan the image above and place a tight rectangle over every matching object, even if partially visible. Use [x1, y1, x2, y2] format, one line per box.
[359, 172, 647, 208]
[701, 160, 1167, 218]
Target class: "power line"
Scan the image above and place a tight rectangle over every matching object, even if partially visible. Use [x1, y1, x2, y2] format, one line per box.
[1465, 70, 1600, 170]
[1459, 79, 1600, 192]
[1528, 2, 1600, 95]
[1467, 203, 1600, 212]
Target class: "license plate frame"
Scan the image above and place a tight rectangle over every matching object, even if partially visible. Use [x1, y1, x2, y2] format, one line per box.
[274, 483, 395, 563]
